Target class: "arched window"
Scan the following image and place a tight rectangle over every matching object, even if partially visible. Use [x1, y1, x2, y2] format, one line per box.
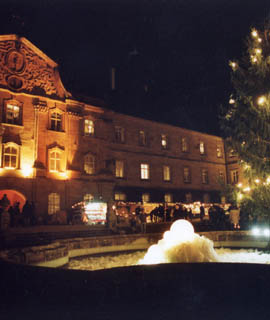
[84, 154, 95, 174]
[84, 119, 94, 136]
[48, 193, 60, 214]
[3, 143, 19, 169]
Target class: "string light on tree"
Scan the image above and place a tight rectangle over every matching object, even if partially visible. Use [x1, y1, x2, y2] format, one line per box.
[258, 96, 266, 105]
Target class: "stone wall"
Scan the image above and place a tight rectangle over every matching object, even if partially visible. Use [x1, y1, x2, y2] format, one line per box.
[0, 231, 268, 268]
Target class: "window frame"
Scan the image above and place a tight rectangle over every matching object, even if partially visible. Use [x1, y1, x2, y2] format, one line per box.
[164, 193, 173, 203]
[142, 193, 150, 203]
[181, 137, 188, 153]
[48, 147, 64, 172]
[139, 130, 146, 146]
[2, 142, 20, 169]
[115, 126, 125, 143]
[140, 163, 150, 180]
[183, 166, 191, 183]
[115, 160, 124, 178]
[3, 99, 22, 126]
[84, 119, 95, 136]
[163, 165, 171, 182]
[161, 134, 169, 149]
[231, 170, 239, 184]
[201, 168, 209, 184]
[84, 153, 95, 175]
[199, 141, 205, 155]
[114, 193, 126, 201]
[48, 192, 60, 215]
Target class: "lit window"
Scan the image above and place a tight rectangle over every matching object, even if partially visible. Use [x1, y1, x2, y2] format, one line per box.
[161, 134, 168, 149]
[115, 126, 125, 143]
[231, 170, 239, 184]
[48, 193, 60, 215]
[219, 171, 225, 182]
[3, 144, 18, 169]
[163, 165, 171, 181]
[84, 154, 95, 174]
[114, 193, 126, 201]
[181, 137, 188, 152]
[199, 141, 205, 155]
[141, 163, 149, 180]
[201, 169, 209, 184]
[229, 149, 236, 157]
[139, 130, 146, 146]
[183, 167, 191, 183]
[115, 160, 124, 178]
[217, 145, 222, 158]
[51, 112, 62, 131]
[142, 193, 150, 203]
[84, 119, 94, 136]
[6, 104, 20, 125]
[50, 151, 61, 172]
[84, 193, 94, 203]
[164, 193, 173, 203]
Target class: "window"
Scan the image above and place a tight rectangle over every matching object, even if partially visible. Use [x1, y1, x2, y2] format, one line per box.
[231, 170, 239, 184]
[114, 193, 126, 201]
[218, 170, 225, 182]
[84, 194, 94, 203]
[139, 130, 146, 146]
[199, 141, 205, 155]
[48, 193, 60, 215]
[115, 126, 125, 143]
[183, 167, 191, 183]
[6, 104, 21, 125]
[3, 144, 19, 169]
[142, 193, 150, 203]
[217, 145, 222, 158]
[201, 169, 209, 184]
[51, 112, 62, 131]
[84, 154, 95, 174]
[164, 193, 173, 203]
[141, 163, 149, 180]
[84, 119, 94, 136]
[181, 137, 188, 152]
[163, 165, 171, 181]
[161, 134, 168, 149]
[115, 160, 124, 178]
[49, 151, 61, 172]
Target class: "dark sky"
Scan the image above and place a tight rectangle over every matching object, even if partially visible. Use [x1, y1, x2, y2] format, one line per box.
[1, 0, 270, 135]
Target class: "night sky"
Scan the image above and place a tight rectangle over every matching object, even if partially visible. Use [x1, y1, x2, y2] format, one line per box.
[1, 0, 270, 136]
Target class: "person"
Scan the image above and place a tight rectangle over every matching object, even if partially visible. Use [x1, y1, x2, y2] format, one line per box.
[139, 209, 147, 233]
[0, 194, 10, 210]
[200, 205, 205, 222]
[172, 204, 182, 221]
[22, 200, 32, 226]
[8, 205, 15, 227]
[229, 204, 240, 229]
[130, 214, 137, 232]
[157, 205, 164, 222]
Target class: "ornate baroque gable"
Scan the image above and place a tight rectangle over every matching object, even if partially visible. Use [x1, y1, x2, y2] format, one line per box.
[0, 35, 70, 100]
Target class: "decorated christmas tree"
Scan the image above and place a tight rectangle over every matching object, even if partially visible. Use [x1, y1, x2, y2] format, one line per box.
[221, 21, 270, 222]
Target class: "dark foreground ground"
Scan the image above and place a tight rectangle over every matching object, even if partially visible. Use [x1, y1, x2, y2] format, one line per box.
[0, 259, 270, 320]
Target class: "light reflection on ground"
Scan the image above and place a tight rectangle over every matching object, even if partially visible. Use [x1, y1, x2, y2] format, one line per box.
[67, 248, 270, 271]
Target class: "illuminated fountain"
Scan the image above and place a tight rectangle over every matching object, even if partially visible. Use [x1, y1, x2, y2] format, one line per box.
[139, 219, 219, 265]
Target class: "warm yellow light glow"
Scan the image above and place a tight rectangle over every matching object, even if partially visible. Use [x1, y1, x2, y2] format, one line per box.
[255, 48, 262, 54]
[238, 193, 243, 200]
[266, 177, 270, 184]
[244, 164, 250, 170]
[22, 165, 33, 177]
[258, 38, 262, 43]
[237, 183, 243, 188]
[59, 171, 69, 179]
[255, 179, 260, 184]
[243, 187, 251, 192]
[251, 55, 258, 63]
[229, 98, 235, 104]
[251, 29, 258, 38]
[229, 61, 237, 70]
[258, 96, 266, 105]
[4, 167, 16, 170]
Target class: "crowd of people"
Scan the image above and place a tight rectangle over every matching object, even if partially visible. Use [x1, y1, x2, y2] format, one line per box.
[119, 202, 251, 234]
[0, 194, 36, 230]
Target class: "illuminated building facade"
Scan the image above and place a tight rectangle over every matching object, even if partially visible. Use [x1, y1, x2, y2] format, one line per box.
[0, 35, 239, 223]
